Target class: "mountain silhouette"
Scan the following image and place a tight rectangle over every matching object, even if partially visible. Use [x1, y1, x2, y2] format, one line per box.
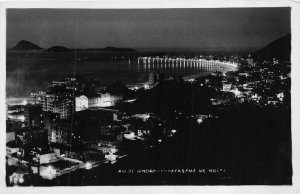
[45, 46, 71, 52]
[85, 46, 135, 52]
[11, 40, 42, 50]
[255, 34, 291, 60]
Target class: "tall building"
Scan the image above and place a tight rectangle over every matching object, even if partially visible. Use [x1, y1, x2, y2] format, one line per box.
[30, 91, 46, 109]
[48, 120, 71, 144]
[29, 77, 99, 119]
[30, 91, 73, 119]
[24, 104, 43, 127]
[43, 112, 61, 143]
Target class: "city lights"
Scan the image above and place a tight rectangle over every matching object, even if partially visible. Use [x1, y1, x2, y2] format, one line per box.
[197, 118, 203, 124]
[144, 84, 150, 89]
[18, 176, 24, 184]
[85, 162, 92, 170]
[22, 99, 27, 106]
[5, 7, 292, 186]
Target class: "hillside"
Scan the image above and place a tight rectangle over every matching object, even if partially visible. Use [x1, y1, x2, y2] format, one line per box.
[85, 46, 135, 52]
[255, 34, 291, 60]
[11, 40, 42, 50]
[46, 46, 70, 52]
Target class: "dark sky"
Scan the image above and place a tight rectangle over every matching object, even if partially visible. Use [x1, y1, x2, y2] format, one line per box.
[6, 8, 290, 50]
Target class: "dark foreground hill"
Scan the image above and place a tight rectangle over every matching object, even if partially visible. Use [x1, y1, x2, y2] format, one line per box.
[11, 40, 42, 50]
[255, 34, 291, 61]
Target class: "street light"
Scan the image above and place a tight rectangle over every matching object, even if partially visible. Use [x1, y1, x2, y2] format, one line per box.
[85, 162, 92, 170]
[144, 84, 148, 89]
[197, 118, 203, 124]
[18, 176, 24, 184]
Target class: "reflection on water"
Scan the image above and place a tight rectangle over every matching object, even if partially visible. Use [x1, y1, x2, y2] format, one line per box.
[6, 51, 235, 99]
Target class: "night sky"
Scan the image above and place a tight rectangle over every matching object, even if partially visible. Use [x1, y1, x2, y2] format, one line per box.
[6, 8, 290, 50]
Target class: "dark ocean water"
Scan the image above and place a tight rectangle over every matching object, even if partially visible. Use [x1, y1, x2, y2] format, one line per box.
[6, 50, 232, 99]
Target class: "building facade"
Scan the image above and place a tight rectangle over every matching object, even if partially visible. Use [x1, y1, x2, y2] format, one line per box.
[30, 92, 73, 119]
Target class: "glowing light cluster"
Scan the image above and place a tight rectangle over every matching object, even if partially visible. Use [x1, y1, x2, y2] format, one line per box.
[85, 162, 92, 170]
[197, 118, 203, 124]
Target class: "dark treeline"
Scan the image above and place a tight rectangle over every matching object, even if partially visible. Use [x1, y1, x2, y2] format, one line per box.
[130, 80, 216, 117]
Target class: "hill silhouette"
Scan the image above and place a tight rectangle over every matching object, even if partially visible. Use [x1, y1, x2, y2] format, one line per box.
[10, 40, 135, 53]
[106, 80, 134, 99]
[11, 40, 42, 50]
[85, 46, 135, 52]
[255, 34, 291, 60]
[46, 46, 70, 52]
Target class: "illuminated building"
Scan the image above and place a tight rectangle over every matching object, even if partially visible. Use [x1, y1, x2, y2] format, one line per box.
[7, 112, 25, 122]
[75, 95, 88, 111]
[222, 82, 232, 91]
[38, 153, 59, 164]
[75, 93, 122, 111]
[6, 131, 15, 143]
[30, 91, 46, 108]
[48, 120, 71, 144]
[131, 113, 152, 121]
[276, 92, 285, 101]
[29, 77, 79, 119]
[51, 77, 78, 90]
[30, 92, 73, 119]
[39, 165, 58, 180]
[6, 142, 19, 156]
[43, 112, 61, 143]
[88, 93, 123, 108]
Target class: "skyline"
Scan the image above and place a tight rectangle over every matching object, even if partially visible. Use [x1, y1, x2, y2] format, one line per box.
[7, 8, 290, 51]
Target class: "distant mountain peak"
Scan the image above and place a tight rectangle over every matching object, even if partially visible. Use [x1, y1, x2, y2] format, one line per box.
[103, 46, 135, 52]
[45, 46, 70, 52]
[85, 46, 135, 52]
[11, 40, 42, 50]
